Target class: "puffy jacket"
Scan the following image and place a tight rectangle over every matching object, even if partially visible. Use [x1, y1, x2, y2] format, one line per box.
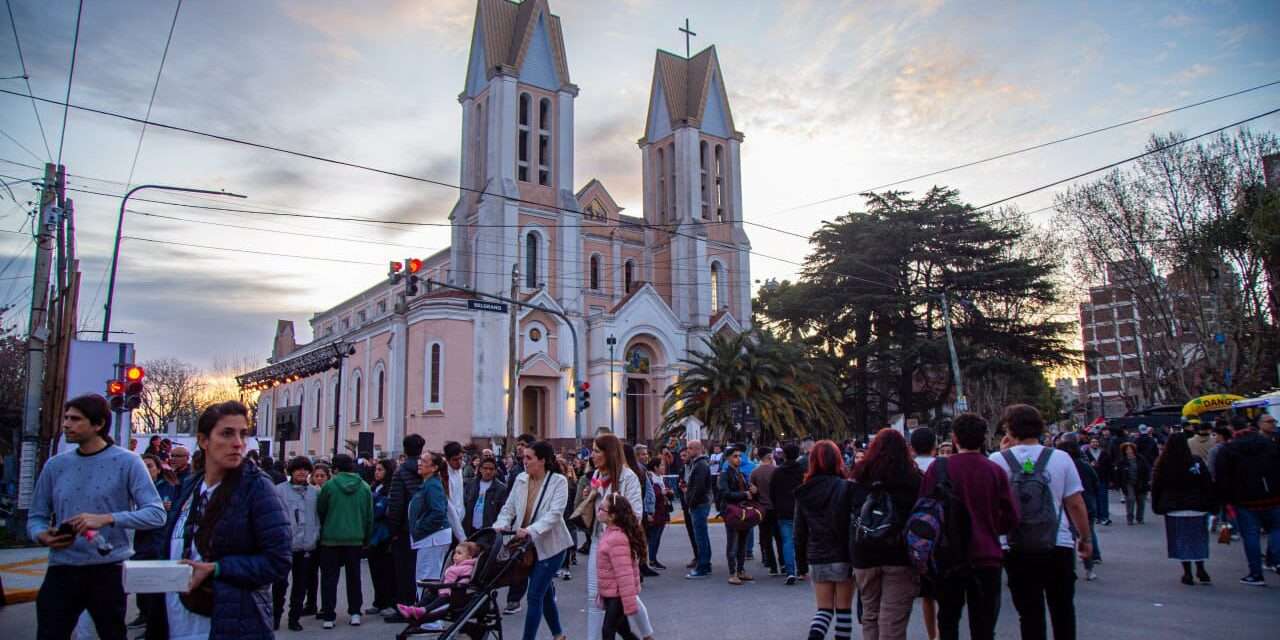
[596, 525, 641, 615]
[794, 474, 853, 566]
[847, 472, 920, 568]
[147, 462, 292, 640]
[370, 483, 391, 547]
[770, 461, 803, 520]
[388, 456, 423, 534]
[1152, 456, 1216, 515]
[438, 556, 477, 598]
[275, 480, 321, 552]
[409, 475, 450, 543]
[317, 472, 373, 546]
[1214, 432, 1280, 508]
[684, 456, 712, 508]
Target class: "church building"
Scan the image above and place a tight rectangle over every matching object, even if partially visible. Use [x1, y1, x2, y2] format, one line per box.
[242, 0, 752, 458]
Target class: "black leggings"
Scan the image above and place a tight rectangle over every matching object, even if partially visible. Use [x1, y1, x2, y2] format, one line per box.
[601, 597, 639, 640]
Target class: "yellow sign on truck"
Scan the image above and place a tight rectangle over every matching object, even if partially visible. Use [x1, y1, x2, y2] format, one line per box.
[1181, 394, 1245, 421]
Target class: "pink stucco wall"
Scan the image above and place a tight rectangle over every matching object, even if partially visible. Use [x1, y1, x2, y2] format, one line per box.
[404, 317, 475, 451]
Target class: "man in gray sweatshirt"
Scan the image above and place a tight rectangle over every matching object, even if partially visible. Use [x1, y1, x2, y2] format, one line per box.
[27, 394, 166, 640]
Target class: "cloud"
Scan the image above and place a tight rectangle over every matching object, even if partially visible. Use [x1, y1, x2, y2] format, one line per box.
[279, 0, 475, 58]
[1174, 63, 1215, 82]
[1158, 13, 1194, 28]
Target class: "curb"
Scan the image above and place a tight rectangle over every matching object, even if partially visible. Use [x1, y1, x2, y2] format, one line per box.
[2, 588, 37, 605]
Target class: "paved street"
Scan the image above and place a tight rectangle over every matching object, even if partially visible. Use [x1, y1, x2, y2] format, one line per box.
[2, 493, 1279, 638]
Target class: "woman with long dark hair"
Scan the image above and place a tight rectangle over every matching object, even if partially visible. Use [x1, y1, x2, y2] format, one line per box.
[585, 434, 653, 640]
[794, 440, 855, 640]
[494, 441, 573, 640]
[366, 458, 398, 616]
[623, 444, 658, 578]
[849, 429, 921, 640]
[1151, 433, 1216, 585]
[408, 452, 452, 587]
[148, 401, 291, 640]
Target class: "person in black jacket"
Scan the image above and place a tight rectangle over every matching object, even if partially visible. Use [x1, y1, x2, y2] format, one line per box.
[1152, 433, 1216, 585]
[794, 440, 854, 640]
[1115, 442, 1151, 525]
[1212, 418, 1280, 586]
[682, 440, 714, 578]
[770, 444, 804, 584]
[463, 458, 509, 536]
[718, 446, 756, 585]
[849, 429, 921, 640]
[1059, 435, 1102, 581]
[385, 434, 426, 622]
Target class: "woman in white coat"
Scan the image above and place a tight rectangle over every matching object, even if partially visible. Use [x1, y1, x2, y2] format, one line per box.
[585, 433, 655, 640]
[493, 441, 573, 640]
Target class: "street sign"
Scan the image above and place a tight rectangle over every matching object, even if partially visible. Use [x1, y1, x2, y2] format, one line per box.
[1214, 333, 1226, 345]
[468, 300, 509, 313]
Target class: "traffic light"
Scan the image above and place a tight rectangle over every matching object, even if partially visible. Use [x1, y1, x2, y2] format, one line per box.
[107, 379, 126, 411]
[388, 260, 404, 285]
[123, 365, 145, 410]
[575, 380, 591, 413]
[406, 257, 423, 296]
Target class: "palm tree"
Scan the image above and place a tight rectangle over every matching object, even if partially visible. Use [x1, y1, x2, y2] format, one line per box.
[661, 331, 846, 442]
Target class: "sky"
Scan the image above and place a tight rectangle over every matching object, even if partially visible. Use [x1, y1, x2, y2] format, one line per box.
[0, 0, 1277, 371]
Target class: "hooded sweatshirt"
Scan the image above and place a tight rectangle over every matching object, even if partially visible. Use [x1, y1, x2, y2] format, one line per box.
[793, 474, 853, 566]
[275, 479, 320, 552]
[317, 471, 373, 546]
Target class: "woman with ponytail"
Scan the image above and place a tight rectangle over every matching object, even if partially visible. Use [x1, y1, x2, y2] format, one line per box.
[147, 401, 291, 640]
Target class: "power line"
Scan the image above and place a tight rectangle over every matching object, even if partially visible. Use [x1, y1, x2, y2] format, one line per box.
[769, 78, 1280, 216]
[0, 125, 43, 163]
[4, 0, 51, 160]
[56, 0, 84, 166]
[123, 0, 183, 189]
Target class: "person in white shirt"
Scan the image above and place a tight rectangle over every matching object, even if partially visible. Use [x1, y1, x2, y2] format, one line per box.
[989, 405, 1092, 640]
[443, 442, 466, 542]
[910, 427, 938, 472]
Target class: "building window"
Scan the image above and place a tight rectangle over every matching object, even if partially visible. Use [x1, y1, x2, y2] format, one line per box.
[666, 144, 676, 219]
[357, 310, 366, 324]
[377, 299, 387, 314]
[624, 260, 635, 294]
[313, 384, 322, 430]
[590, 255, 600, 290]
[715, 144, 726, 222]
[341, 317, 350, 331]
[656, 147, 667, 222]
[699, 140, 709, 219]
[331, 377, 339, 426]
[538, 98, 552, 186]
[710, 262, 721, 311]
[517, 92, 531, 182]
[374, 366, 385, 419]
[351, 370, 363, 424]
[474, 99, 487, 187]
[525, 232, 539, 289]
[426, 342, 444, 410]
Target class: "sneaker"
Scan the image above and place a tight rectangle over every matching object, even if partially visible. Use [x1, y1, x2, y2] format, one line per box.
[727, 575, 743, 585]
[685, 571, 710, 579]
[288, 620, 304, 632]
[767, 568, 781, 577]
[503, 602, 523, 615]
[651, 561, 667, 570]
[1101, 519, 1112, 526]
[1086, 570, 1098, 581]
[379, 608, 397, 617]
[322, 620, 336, 630]
[364, 606, 383, 615]
[397, 605, 426, 621]
[785, 575, 798, 585]
[127, 615, 147, 629]
[1266, 563, 1279, 572]
[421, 621, 444, 632]
[562, 569, 573, 581]
[1239, 574, 1266, 586]
[350, 614, 362, 626]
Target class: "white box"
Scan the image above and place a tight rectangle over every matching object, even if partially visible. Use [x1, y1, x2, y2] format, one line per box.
[123, 560, 193, 594]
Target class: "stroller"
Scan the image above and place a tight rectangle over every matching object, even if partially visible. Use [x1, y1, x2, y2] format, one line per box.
[397, 528, 536, 640]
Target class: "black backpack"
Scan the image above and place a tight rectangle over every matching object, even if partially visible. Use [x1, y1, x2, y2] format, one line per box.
[852, 481, 902, 557]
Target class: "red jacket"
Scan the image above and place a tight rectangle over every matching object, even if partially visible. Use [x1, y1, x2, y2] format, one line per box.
[595, 526, 641, 614]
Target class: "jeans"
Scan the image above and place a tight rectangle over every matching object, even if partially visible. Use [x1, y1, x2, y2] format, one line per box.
[521, 549, 565, 640]
[758, 509, 783, 572]
[1095, 483, 1111, 522]
[725, 526, 749, 574]
[1123, 485, 1146, 523]
[854, 565, 920, 640]
[777, 518, 797, 576]
[690, 503, 712, 574]
[392, 534, 418, 606]
[1235, 505, 1280, 577]
[646, 524, 665, 564]
[937, 567, 1002, 640]
[273, 550, 315, 624]
[320, 545, 364, 620]
[37, 563, 126, 640]
[1004, 547, 1077, 640]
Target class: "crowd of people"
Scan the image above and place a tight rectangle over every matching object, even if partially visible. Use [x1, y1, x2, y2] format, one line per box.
[20, 391, 1280, 640]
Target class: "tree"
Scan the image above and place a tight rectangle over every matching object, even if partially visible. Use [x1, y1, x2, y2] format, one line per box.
[0, 305, 25, 449]
[1055, 129, 1279, 399]
[136, 358, 205, 434]
[661, 331, 845, 442]
[757, 187, 1074, 433]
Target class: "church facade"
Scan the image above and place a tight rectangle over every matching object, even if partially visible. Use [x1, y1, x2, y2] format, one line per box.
[246, 0, 752, 458]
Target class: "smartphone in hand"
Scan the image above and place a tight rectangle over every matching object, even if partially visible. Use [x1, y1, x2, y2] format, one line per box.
[56, 522, 75, 537]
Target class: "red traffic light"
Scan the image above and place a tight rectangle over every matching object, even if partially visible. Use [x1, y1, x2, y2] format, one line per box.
[125, 365, 145, 381]
[579, 381, 590, 391]
[390, 260, 403, 273]
[106, 379, 125, 396]
[407, 258, 423, 274]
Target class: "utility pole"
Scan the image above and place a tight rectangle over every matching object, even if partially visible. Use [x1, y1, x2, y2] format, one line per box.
[506, 264, 518, 445]
[17, 163, 59, 529]
[939, 291, 967, 413]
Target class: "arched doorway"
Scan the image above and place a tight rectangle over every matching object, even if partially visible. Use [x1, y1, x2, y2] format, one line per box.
[521, 386, 547, 437]
[620, 336, 665, 443]
[625, 379, 649, 443]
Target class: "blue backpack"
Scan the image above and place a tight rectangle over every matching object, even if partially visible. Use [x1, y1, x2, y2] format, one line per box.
[905, 459, 972, 577]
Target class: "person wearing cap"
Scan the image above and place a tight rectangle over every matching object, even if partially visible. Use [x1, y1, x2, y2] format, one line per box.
[1135, 425, 1160, 469]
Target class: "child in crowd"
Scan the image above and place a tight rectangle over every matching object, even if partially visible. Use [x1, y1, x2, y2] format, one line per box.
[596, 494, 646, 640]
[397, 541, 484, 622]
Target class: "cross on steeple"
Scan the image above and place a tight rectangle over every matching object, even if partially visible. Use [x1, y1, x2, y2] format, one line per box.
[678, 18, 696, 59]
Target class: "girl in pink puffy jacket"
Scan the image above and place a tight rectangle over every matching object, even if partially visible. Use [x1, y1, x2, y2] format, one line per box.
[595, 494, 647, 640]
[398, 541, 482, 622]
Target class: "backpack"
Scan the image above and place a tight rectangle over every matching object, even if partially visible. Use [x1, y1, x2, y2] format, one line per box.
[1002, 448, 1060, 553]
[851, 481, 901, 557]
[905, 458, 972, 577]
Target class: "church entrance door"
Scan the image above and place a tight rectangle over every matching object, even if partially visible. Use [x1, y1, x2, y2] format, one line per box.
[625, 378, 647, 443]
[521, 386, 546, 437]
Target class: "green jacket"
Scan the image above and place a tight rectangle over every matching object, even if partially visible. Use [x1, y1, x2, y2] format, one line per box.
[317, 472, 373, 546]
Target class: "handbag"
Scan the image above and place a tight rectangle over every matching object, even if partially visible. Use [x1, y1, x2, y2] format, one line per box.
[501, 475, 551, 569]
[722, 500, 764, 531]
[568, 487, 597, 531]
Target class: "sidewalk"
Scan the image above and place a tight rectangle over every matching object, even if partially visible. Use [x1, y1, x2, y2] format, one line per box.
[0, 546, 45, 605]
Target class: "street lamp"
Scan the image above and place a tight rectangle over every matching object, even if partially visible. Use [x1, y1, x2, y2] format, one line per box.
[102, 184, 247, 340]
[607, 334, 617, 433]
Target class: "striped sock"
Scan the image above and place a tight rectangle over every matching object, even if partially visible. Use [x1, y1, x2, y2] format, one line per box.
[809, 608, 834, 640]
[833, 608, 853, 640]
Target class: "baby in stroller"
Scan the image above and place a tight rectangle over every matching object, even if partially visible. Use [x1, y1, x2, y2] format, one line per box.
[399, 541, 484, 623]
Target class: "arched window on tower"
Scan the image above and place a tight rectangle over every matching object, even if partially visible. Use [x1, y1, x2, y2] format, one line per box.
[590, 255, 600, 290]
[656, 147, 667, 222]
[624, 260, 635, 294]
[715, 144, 726, 222]
[517, 93, 531, 182]
[525, 232, 539, 289]
[475, 99, 487, 188]
[710, 262, 721, 311]
[699, 140, 710, 219]
[666, 143, 676, 218]
[538, 98, 552, 186]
